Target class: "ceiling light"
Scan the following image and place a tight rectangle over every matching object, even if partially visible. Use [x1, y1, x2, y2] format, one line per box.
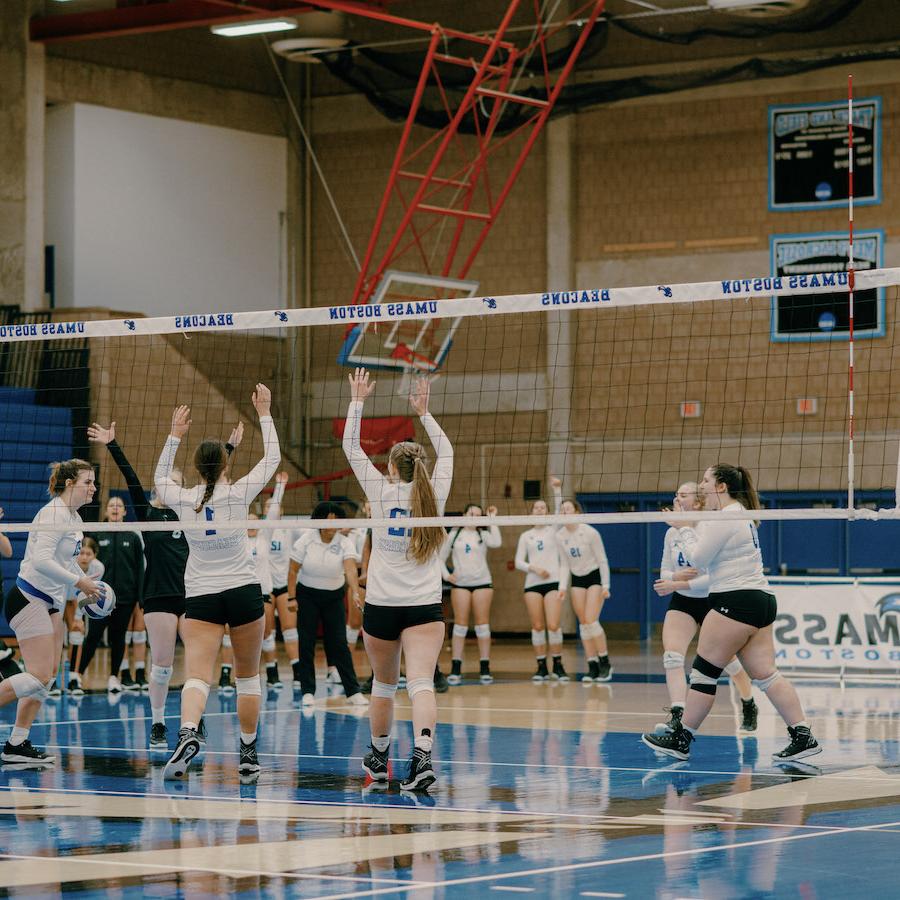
[211, 18, 297, 38]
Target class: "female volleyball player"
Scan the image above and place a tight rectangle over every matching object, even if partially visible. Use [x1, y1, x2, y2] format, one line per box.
[556, 499, 613, 682]
[248, 512, 279, 689]
[441, 504, 501, 685]
[155, 384, 280, 780]
[1, 460, 101, 764]
[642, 465, 821, 762]
[652, 481, 758, 734]
[88, 420, 240, 748]
[515, 478, 567, 682]
[342, 368, 452, 792]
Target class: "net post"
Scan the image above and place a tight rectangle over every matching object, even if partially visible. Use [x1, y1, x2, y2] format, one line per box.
[847, 73, 855, 511]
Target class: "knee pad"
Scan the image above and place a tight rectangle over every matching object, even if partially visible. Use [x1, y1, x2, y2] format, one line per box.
[221, 634, 232, 649]
[9, 602, 54, 640]
[345, 626, 359, 645]
[68, 630, 84, 647]
[583, 621, 603, 639]
[150, 664, 173, 685]
[132, 630, 147, 646]
[752, 671, 782, 693]
[452, 624, 469, 639]
[262, 633, 276, 653]
[531, 629, 546, 647]
[548, 628, 563, 647]
[283, 627, 299, 644]
[8, 672, 49, 700]
[406, 677, 434, 699]
[689, 655, 724, 696]
[723, 659, 743, 677]
[236, 675, 262, 697]
[124, 630, 133, 646]
[474, 623, 491, 639]
[182, 678, 210, 702]
[371, 679, 398, 699]
[663, 650, 685, 670]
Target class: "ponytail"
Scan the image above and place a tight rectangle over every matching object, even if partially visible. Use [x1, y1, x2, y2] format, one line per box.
[711, 464, 761, 516]
[48, 459, 92, 496]
[409, 456, 444, 564]
[193, 440, 227, 513]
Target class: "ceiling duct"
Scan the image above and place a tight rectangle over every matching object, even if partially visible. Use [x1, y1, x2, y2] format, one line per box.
[271, 11, 348, 63]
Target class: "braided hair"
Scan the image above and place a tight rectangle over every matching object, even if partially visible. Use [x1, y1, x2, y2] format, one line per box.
[193, 439, 227, 513]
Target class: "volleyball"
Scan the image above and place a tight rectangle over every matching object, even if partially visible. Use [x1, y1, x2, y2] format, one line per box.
[78, 581, 117, 619]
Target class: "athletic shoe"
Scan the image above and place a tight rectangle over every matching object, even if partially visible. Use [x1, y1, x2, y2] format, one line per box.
[362, 744, 391, 782]
[532, 659, 549, 682]
[1, 740, 56, 765]
[121, 671, 140, 693]
[107, 675, 123, 694]
[292, 662, 302, 692]
[641, 723, 694, 761]
[581, 660, 595, 684]
[433, 667, 449, 694]
[218, 667, 234, 696]
[0, 642, 13, 663]
[67, 677, 84, 698]
[479, 661, 494, 685]
[740, 698, 759, 733]
[135, 667, 149, 692]
[47, 682, 62, 699]
[301, 693, 316, 707]
[400, 747, 436, 792]
[239, 738, 260, 778]
[326, 667, 341, 685]
[347, 692, 369, 707]
[595, 658, 613, 682]
[551, 658, 570, 682]
[447, 673, 462, 686]
[448, 660, 462, 686]
[654, 705, 684, 735]
[163, 727, 201, 779]
[266, 665, 282, 691]
[359, 674, 373, 695]
[772, 725, 821, 763]
[149, 723, 169, 751]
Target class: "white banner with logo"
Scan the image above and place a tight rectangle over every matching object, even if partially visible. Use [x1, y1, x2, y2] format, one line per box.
[771, 577, 900, 671]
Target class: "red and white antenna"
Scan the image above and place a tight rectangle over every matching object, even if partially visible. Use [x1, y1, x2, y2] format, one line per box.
[847, 73, 856, 510]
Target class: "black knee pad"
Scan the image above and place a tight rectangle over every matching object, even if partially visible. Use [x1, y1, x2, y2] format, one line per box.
[689, 654, 724, 696]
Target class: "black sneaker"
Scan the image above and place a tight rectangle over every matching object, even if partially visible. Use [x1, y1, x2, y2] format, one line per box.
[292, 662, 302, 692]
[479, 659, 493, 685]
[121, 671, 140, 693]
[400, 747, 435, 792]
[584, 659, 600, 683]
[359, 674, 373, 695]
[551, 657, 570, 682]
[641, 723, 694, 761]
[239, 738, 260, 778]
[362, 744, 392, 782]
[218, 666, 234, 695]
[1, 740, 56, 765]
[149, 722, 169, 751]
[266, 664, 283, 691]
[447, 659, 462, 686]
[433, 667, 449, 694]
[67, 677, 84, 698]
[654, 705, 684, 735]
[135, 667, 148, 692]
[596, 657, 613, 682]
[163, 727, 201, 779]
[740, 698, 759, 733]
[773, 725, 821, 763]
[532, 659, 549, 682]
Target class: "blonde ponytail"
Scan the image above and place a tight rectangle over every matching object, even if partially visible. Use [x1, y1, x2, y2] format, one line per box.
[389, 441, 445, 564]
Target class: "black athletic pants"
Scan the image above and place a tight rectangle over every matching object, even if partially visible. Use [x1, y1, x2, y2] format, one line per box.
[297, 584, 360, 697]
[78, 599, 136, 677]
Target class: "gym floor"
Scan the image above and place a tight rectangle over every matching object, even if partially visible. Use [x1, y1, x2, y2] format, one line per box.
[1, 640, 897, 898]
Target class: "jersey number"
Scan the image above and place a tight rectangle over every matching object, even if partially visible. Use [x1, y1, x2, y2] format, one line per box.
[388, 507, 411, 537]
[271, 540, 281, 552]
[536, 540, 544, 552]
[570, 547, 582, 558]
[204, 507, 216, 536]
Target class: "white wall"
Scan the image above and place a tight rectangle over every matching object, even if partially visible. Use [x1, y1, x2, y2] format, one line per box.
[45, 103, 286, 317]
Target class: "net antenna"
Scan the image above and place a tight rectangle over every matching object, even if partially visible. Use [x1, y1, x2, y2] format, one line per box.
[847, 73, 856, 509]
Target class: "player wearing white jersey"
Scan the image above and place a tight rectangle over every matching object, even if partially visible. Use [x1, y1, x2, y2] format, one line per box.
[1, 460, 101, 765]
[514, 478, 568, 682]
[651, 481, 758, 736]
[63, 537, 104, 697]
[441, 504, 501, 685]
[643, 465, 821, 764]
[556, 502, 614, 683]
[247, 511, 279, 691]
[156, 384, 280, 782]
[343, 368, 452, 793]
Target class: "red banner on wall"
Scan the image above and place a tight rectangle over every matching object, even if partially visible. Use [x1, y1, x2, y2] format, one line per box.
[332, 416, 415, 456]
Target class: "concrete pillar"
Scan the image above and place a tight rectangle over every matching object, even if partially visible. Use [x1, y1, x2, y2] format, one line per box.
[0, 1, 45, 310]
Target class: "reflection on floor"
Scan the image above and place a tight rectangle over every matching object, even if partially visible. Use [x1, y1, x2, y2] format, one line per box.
[1, 640, 899, 898]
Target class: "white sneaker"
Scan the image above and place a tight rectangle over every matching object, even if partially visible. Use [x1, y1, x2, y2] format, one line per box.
[347, 692, 369, 707]
[326, 667, 340, 684]
[447, 673, 462, 686]
[301, 693, 316, 707]
[107, 675, 123, 694]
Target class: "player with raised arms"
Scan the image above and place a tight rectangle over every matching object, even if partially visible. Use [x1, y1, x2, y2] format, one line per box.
[515, 477, 568, 682]
[1, 459, 102, 764]
[642, 464, 821, 762]
[343, 368, 452, 792]
[155, 384, 280, 781]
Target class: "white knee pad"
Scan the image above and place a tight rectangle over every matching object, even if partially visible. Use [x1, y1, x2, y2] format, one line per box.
[474, 623, 491, 639]
[582, 621, 603, 639]
[221, 634, 232, 649]
[752, 671, 782, 692]
[150, 664, 173, 685]
[236, 675, 262, 697]
[723, 659, 743, 676]
[663, 650, 685, 670]
[548, 628, 563, 647]
[68, 630, 84, 647]
[9, 601, 53, 640]
[345, 626, 360, 645]
[182, 678, 210, 702]
[124, 630, 133, 646]
[406, 677, 435, 699]
[452, 624, 469, 639]
[262, 633, 276, 653]
[8, 672, 49, 700]
[132, 630, 147, 646]
[371, 679, 398, 699]
[283, 627, 299, 644]
[531, 629, 546, 647]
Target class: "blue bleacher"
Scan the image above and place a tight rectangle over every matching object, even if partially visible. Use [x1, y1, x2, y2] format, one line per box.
[1, 388, 72, 636]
